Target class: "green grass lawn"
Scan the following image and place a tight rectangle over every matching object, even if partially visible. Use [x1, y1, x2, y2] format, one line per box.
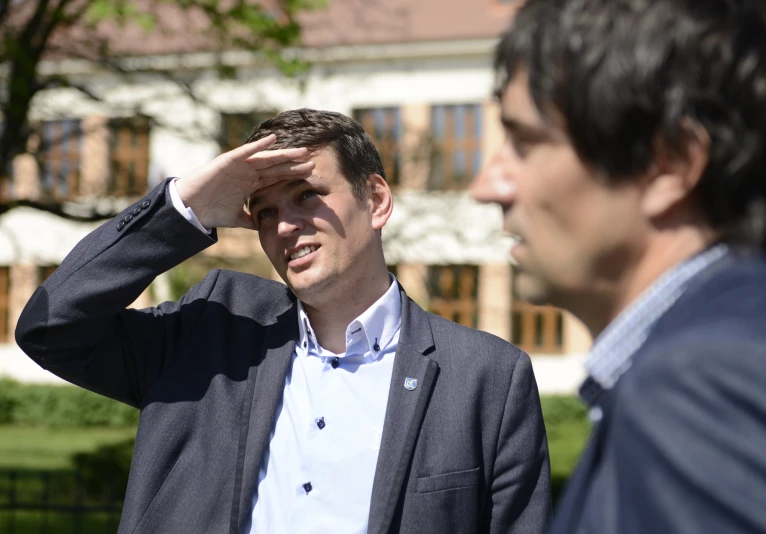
[0, 511, 119, 534]
[0, 426, 137, 470]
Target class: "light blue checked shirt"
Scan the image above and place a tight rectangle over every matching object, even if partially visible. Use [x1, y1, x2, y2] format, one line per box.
[580, 243, 729, 412]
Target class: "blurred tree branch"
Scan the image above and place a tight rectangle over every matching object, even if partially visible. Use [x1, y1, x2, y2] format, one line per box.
[0, 0, 319, 220]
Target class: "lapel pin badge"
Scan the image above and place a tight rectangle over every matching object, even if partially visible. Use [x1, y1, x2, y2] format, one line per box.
[404, 377, 418, 391]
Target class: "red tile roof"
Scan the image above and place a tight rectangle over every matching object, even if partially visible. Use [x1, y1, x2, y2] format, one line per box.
[17, 0, 519, 60]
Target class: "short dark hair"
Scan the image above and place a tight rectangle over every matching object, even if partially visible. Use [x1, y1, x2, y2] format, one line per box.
[495, 0, 766, 248]
[246, 108, 385, 200]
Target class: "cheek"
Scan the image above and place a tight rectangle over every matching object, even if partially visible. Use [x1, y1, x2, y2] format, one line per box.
[258, 231, 279, 263]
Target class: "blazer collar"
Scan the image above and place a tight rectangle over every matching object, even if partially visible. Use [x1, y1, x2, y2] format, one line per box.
[232, 284, 439, 534]
[231, 296, 299, 533]
[367, 284, 439, 534]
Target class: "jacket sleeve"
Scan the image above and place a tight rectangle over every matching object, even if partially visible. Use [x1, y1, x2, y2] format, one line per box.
[15, 178, 217, 409]
[609, 335, 766, 534]
[488, 352, 553, 534]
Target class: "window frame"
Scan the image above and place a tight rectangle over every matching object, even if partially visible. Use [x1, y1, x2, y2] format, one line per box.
[511, 300, 566, 354]
[37, 119, 83, 200]
[428, 103, 483, 191]
[353, 107, 403, 188]
[108, 115, 151, 197]
[427, 264, 480, 328]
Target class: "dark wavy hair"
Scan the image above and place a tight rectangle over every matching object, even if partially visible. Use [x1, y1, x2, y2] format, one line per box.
[246, 108, 385, 201]
[495, 0, 766, 248]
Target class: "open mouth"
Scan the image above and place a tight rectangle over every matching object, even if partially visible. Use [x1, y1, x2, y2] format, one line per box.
[286, 244, 321, 266]
[507, 232, 525, 246]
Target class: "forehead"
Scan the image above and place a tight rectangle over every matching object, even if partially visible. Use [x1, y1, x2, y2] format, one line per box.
[501, 72, 545, 125]
[248, 149, 349, 206]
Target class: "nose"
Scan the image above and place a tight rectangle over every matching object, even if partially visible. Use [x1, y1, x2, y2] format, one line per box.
[470, 146, 516, 206]
[276, 207, 305, 237]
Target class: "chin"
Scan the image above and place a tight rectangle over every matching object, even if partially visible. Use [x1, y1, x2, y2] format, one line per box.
[286, 271, 331, 298]
[512, 271, 552, 305]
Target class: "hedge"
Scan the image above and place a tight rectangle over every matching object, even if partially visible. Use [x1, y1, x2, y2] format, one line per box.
[1, 379, 590, 504]
[1, 378, 589, 432]
[0, 378, 139, 427]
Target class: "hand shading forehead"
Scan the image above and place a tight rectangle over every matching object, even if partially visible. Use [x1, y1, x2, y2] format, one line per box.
[249, 174, 325, 207]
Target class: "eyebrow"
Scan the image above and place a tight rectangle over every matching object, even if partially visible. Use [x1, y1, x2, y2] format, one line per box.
[249, 179, 312, 207]
[500, 115, 555, 142]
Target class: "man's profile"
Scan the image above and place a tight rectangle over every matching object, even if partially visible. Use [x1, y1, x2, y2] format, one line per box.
[472, 1, 766, 532]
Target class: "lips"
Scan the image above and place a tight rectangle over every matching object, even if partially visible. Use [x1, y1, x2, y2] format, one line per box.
[285, 243, 321, 266]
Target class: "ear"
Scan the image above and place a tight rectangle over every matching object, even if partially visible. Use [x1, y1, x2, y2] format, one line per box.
[641, 121, 711, 219]
[367, 174, 393, 231]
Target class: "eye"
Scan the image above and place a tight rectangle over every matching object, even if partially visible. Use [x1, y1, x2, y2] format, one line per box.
[256, 207, 277, 221]
[298, 189, 319, 201]
[507, 134, 531, 158]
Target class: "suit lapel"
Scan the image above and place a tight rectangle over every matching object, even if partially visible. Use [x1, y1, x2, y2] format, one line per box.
[368, 288, 439, 534]
[230, 301, 298, 534]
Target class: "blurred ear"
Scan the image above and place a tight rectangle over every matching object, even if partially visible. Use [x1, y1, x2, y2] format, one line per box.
[367, 174, 393, 231]
[641, 121, 711, 219]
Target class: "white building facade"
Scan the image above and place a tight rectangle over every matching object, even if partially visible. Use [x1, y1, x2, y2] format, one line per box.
[0, 0, 589, 392]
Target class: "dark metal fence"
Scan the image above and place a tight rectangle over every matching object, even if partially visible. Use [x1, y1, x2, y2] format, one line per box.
[0, 469, 122, 534]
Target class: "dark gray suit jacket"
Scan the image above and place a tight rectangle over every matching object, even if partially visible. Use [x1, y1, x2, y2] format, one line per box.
[549, 252, 766, 534]
[16, 180, 551, 534]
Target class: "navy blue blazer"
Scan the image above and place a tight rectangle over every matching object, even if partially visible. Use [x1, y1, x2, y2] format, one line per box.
[549, 252, 766, 534]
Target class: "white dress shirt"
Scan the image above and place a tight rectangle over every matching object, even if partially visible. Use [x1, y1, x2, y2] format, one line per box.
[168, 179, 401, 533]
[248, 282, 400, 533]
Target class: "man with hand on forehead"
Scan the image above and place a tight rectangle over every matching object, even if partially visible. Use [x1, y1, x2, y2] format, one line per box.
[473, 0, 766, 533]
[17, 109, 551, 534]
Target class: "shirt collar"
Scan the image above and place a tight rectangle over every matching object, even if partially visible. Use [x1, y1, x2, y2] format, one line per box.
[580, 243, 729, 405]
[296, 273, 402, 359]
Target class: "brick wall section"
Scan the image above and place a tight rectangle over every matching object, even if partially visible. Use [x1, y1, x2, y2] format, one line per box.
[396, 263, 428, 309]
[11, 153, 41, 201]
[7, 264, 38, 339]
[564, 312, 592, 354]
[478, 263, 511, 342]
[400, 104, 430, 191]
[80, 115, 110, 197]
[481, 99, 504, 169]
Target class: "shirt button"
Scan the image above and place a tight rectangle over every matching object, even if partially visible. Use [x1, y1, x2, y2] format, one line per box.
[303, 482, 312, 494]
[317, 417, 325, 430]
[141, 199, 151, 209]
[117, 221, 125, 231]
[331, 357, 339, 369]
[131, 207, 142, 216]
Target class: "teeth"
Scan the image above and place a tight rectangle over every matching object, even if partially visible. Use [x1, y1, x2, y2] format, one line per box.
[290, 246, 317, 260]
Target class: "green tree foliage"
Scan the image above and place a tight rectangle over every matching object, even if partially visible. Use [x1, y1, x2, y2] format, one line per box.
[0, 0, 320, 217]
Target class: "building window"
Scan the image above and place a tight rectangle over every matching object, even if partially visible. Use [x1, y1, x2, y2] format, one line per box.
[220, 112, 276, 153]
[353, 108, 402, 187]
[429, 104, 482, 190]
[109, 116, 150, 197]
[511, 301, 565, 354]
[38, 119, 82, 200]
[0, 266, 9, 343]
[428, 265, 479, 328]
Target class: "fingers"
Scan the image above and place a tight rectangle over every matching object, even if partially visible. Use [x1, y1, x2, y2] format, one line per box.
[226, 134, 278, 160]
[256, 159, 315, 179]
[246, 146, 311, 169]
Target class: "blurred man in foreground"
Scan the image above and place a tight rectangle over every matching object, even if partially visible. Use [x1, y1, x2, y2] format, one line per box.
[472, 0, 766, 532]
